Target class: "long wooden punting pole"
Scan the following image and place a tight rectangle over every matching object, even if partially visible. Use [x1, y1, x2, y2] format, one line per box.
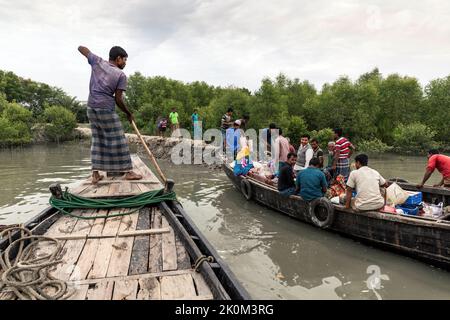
[131, 120, 167, 184]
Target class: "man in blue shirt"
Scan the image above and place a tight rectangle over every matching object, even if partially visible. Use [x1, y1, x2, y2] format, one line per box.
[295, 157, 328, 201]
[226, 120, 241, 159]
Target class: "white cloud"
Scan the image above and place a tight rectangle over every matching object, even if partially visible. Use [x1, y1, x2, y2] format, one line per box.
[1, 0, 450, 100]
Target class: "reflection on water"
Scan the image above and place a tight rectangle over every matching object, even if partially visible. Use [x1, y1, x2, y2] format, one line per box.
[1, 143, 449, 299]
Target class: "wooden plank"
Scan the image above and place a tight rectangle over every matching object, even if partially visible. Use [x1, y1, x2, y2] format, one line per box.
[161, 215, 177, 271]
[129, 208, 151, 275]
[68, 284, 89, 300]
[131, 155, 163, 189]
[112, 279, 138, 300]
[119, 182, 132, 194]
[191, 272, 213, 297]
[69, 269, 196, 286]
[106, 210, 139, 277]
[54, 211, 96, 280]
[34, 210, 81, 260]
[70, 210, 107, 281]
[54, 228, 169, 240]
[149, 209, 163, 273]
[160, 274, 197, 299]
[137, 278, 161, 300]
[87, 209, 124, 279]
[176, 233, 191, 270]
[95, 183, 112, 198]
[77, 185, 96, 197]
[86, 281, 114, 300]
[82, 180, 159, 185]
[70, 182, 91, 195]
[108, 178, 120, 196]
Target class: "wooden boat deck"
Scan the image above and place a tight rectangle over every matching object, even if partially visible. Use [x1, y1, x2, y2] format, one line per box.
[71, 154, 162, 198]
[23, 155, 213, 300]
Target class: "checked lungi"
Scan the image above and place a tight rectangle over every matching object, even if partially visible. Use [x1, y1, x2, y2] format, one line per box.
[87, 108, 132, 172]
[336, 158, 350, 181]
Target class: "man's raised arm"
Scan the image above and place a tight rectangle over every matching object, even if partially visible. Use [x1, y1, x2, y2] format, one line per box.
[78, 46, 91, 58]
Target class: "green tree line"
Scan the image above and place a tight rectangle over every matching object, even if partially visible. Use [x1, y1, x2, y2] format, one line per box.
[0, 70, 79, 146]
[125, 68, 449, 153]
[1, 68, 448, 153]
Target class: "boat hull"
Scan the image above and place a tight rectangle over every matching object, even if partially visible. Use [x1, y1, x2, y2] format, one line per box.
[223, 164, 450, 270]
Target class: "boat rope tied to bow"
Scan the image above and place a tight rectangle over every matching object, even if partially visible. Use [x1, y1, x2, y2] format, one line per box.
[193, 255, 214, 272]
[49, 188, 177, 220]
[0, 226, 72, 300]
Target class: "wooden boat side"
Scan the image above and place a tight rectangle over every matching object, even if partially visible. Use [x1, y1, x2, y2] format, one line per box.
[223, 164, 450, 269]
[0, 156, 250, 300]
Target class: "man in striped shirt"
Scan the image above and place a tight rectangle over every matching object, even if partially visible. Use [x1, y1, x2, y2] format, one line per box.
[332, 128, 355, 181]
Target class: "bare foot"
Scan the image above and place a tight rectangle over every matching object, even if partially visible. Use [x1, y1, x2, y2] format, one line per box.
[92, 172, 104, 184]
[124, 171, 143, 180]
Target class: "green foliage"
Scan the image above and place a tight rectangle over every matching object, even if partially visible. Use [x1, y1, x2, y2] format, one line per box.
[423, 76, 450, 147]
[0, 102, 33, 146]
[2, 102, 33, 124]
[310, 128, 334, 150]
[286, 116, 309, 146]
[357, 138, 393, 154]
[0, 69, 82, 118]
[43, 106, 77, 142]
[393, 123, 438, 154]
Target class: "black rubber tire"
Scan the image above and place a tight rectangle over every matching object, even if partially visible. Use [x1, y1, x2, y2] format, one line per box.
[388, 177, 409, 183]
[310, 197, 335, 229]
[240, 178, 252, 201]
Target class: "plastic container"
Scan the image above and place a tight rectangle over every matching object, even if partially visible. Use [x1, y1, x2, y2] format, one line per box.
[403, 191, 422, 206]
[396, 205, 419, 216]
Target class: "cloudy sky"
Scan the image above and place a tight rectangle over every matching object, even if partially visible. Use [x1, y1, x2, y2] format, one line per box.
[1, 0, 450, 100]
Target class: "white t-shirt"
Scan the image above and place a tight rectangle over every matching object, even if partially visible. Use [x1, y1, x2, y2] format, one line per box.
[347, 166, 386, 211]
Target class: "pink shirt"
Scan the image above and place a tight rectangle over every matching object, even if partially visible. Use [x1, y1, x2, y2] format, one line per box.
[276, 136, 291, 162]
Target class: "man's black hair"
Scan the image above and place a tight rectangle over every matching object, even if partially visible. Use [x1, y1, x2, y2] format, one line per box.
[333, 128, 343, 137]
[301, 133, 310, 139]
[309, 157, 320, 166]
[355, 154, 369, 166]
[287, 152, 297, 159]
[278, 128, 283, 135]
[227, 107, 234, 113]
[269, 123, 277, 129]
[311, 138, 319, 144]
[243, 114, 250, 120]
[109, 46, 128, 61]
[428, 149, 440, 155]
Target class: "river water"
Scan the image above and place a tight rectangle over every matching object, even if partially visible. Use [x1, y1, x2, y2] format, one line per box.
[1, 141, 449, 300]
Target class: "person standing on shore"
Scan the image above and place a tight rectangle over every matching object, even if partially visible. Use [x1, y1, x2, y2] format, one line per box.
[78, 45, 142, 183]
[169, 107, 180, 134]
[191, 109, 201, 138]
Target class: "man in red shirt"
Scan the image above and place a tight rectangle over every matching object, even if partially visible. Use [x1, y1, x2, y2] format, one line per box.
[332, 128, 355, 180]
[418, 149, 450, 188]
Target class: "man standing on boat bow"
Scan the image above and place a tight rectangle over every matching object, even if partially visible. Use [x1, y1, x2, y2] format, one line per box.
[78, 45, 142, 184]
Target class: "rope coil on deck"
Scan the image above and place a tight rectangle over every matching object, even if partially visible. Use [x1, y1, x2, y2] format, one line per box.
[193, 255, 214, 272]
[0, 226, 72, 300]
[49, 188, 177, 220]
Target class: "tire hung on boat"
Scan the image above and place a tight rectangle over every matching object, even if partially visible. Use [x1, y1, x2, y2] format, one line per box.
[309, 197, 335, 229]
[240, 178, 253, 201]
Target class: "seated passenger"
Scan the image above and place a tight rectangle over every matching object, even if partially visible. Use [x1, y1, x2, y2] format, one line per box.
[345, 154, 388, 211]
[233, 146, 253, 176]
[277, 152, 298, 197]
[295, 157, 328, 201]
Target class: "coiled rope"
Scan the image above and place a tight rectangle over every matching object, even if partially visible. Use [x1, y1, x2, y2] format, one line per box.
[0, 226, 72, 300]
[49, 188, 177, 220]
[0, 188, 177, 299]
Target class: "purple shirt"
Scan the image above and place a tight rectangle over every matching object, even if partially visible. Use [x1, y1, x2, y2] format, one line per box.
[87, 52, 127, 110]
